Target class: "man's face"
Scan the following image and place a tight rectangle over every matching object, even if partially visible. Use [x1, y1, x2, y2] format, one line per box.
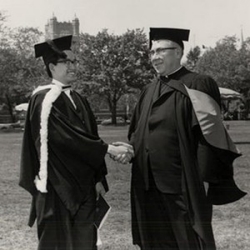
[50, 50, 78, 84]
[150, 40, 181, 76]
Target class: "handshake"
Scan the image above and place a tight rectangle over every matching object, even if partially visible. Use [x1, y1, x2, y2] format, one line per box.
[107, 142, 134, 164]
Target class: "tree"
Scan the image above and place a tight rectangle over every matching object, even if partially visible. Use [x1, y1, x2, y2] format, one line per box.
[196, 36, 243, 89]
[0, 48, 20, 120]
[0, 25, 44, 122]
[236, 38, 250, 115]
[0, 11, 13, 51]
[185, 46, 201, 71]
[76, 29, 152, 124]
[196, 35, 250, 118]
[0, 11, 6, 34]
[8, 26, 46, 90]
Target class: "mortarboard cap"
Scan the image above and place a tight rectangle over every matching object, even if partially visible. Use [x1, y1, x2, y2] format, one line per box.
[34, 35, 72, 64]
[149, 28, 190, 49]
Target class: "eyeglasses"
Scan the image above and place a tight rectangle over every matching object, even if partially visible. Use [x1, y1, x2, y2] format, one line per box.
[149, 47, 177, 57]
[57, 59, 79, 66]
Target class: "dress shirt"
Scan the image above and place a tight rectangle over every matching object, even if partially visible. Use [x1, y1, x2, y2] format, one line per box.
[52, 79, 76, 109]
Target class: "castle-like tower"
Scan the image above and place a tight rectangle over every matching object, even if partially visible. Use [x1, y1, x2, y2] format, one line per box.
[45, 14, 80, 43]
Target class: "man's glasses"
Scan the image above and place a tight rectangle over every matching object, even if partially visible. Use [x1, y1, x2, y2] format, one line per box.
[149, 47, 177, 57]
[57, 59, 79, 66]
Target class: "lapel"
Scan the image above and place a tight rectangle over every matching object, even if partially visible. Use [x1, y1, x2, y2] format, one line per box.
[55, 92, 85, 124]
[152, 78, 184, 106]
[62, 92, 78, 113]
[160, 83, 174, 96]
[137, 81, 158, 131]
[137, 77, 189, 130]
[151, 78, 176, 102]
[59, 91, 85, 123]
[70, 91, 93, 132]
[54, 93, 76, 116]
[48, 82, 93, 132]
[63, 90, 87, 124]
[152, 80, 161, 102]
[167, 79, 188, 97]
[69, 91, 81, 113]
[145, 81, 159, 111]
[154, 67, 191, 102]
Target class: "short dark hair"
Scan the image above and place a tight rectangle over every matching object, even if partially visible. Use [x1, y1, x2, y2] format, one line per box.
[44, 50, 67, 78]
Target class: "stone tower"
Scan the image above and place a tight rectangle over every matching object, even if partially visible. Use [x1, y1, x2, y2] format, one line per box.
[45, 14, 80, 43]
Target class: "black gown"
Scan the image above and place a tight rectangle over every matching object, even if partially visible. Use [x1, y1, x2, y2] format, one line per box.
[128, 67, 246, 250]
[19, 85, 108, 250]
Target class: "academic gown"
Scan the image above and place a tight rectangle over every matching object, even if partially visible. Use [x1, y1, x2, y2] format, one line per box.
[19, 85, 108, 249]
[128, 67, 246, 249]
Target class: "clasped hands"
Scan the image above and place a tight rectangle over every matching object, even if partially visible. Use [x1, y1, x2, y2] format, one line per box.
[107, 141, 134, 164]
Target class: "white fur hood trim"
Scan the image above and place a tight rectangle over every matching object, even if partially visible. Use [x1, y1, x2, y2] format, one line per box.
[33, 84, 62, 193]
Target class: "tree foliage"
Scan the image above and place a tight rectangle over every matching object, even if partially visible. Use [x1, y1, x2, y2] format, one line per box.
[0, 11, 6, 33]
[76, 29, 152, 123]
[192, 36, 250, 117]
[195, 36, 250, 90]
[0, 21, 44, 121]
[185, 46, 201, 71]
[2, 17, 249, 123]
[8, 27, 46, 86]
[0, 11, 10, 49]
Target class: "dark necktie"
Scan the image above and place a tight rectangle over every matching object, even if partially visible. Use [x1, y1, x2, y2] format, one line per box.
[62, 85, 71, 90]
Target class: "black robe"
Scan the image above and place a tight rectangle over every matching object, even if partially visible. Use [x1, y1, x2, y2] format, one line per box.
[19, 86, 108, 246]
[128, 67, 246, 249]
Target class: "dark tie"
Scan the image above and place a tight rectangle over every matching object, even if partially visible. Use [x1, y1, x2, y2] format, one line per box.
[62, 85, 71, 90]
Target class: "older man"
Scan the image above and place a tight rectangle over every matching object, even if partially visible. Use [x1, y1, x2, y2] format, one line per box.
[116, 28, 246, 250]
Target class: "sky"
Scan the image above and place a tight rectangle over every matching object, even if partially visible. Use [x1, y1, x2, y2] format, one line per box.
[1, 0, 250, 54]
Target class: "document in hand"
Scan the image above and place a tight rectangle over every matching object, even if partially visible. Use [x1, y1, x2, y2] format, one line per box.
[94, 195, 111, 229]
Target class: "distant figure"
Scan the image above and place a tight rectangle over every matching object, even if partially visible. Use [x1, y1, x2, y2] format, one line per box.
[19, 35, 132, 250]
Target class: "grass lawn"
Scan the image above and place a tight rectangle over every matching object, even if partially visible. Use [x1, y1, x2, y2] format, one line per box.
[0, 121, 249, 250]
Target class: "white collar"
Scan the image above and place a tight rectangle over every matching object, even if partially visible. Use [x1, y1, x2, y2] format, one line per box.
[52, 79, 65, 87]
[165, 66, 183, 78]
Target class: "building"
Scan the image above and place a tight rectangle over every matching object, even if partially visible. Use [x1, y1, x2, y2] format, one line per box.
[45, 14, 80, 43]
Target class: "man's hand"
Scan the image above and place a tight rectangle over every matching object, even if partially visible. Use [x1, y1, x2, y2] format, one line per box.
[108, 142, 134, 164]
[95, 182, 106, 200]
[203, 182, 209, 195]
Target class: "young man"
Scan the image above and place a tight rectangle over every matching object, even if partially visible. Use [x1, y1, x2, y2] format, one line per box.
[118, 28, 246, 250]
[19, 35, 131, 250]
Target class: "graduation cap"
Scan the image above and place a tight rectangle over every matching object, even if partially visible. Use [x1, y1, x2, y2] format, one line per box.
[34, 35, 72, 65]
[149, 28, 190, 49]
